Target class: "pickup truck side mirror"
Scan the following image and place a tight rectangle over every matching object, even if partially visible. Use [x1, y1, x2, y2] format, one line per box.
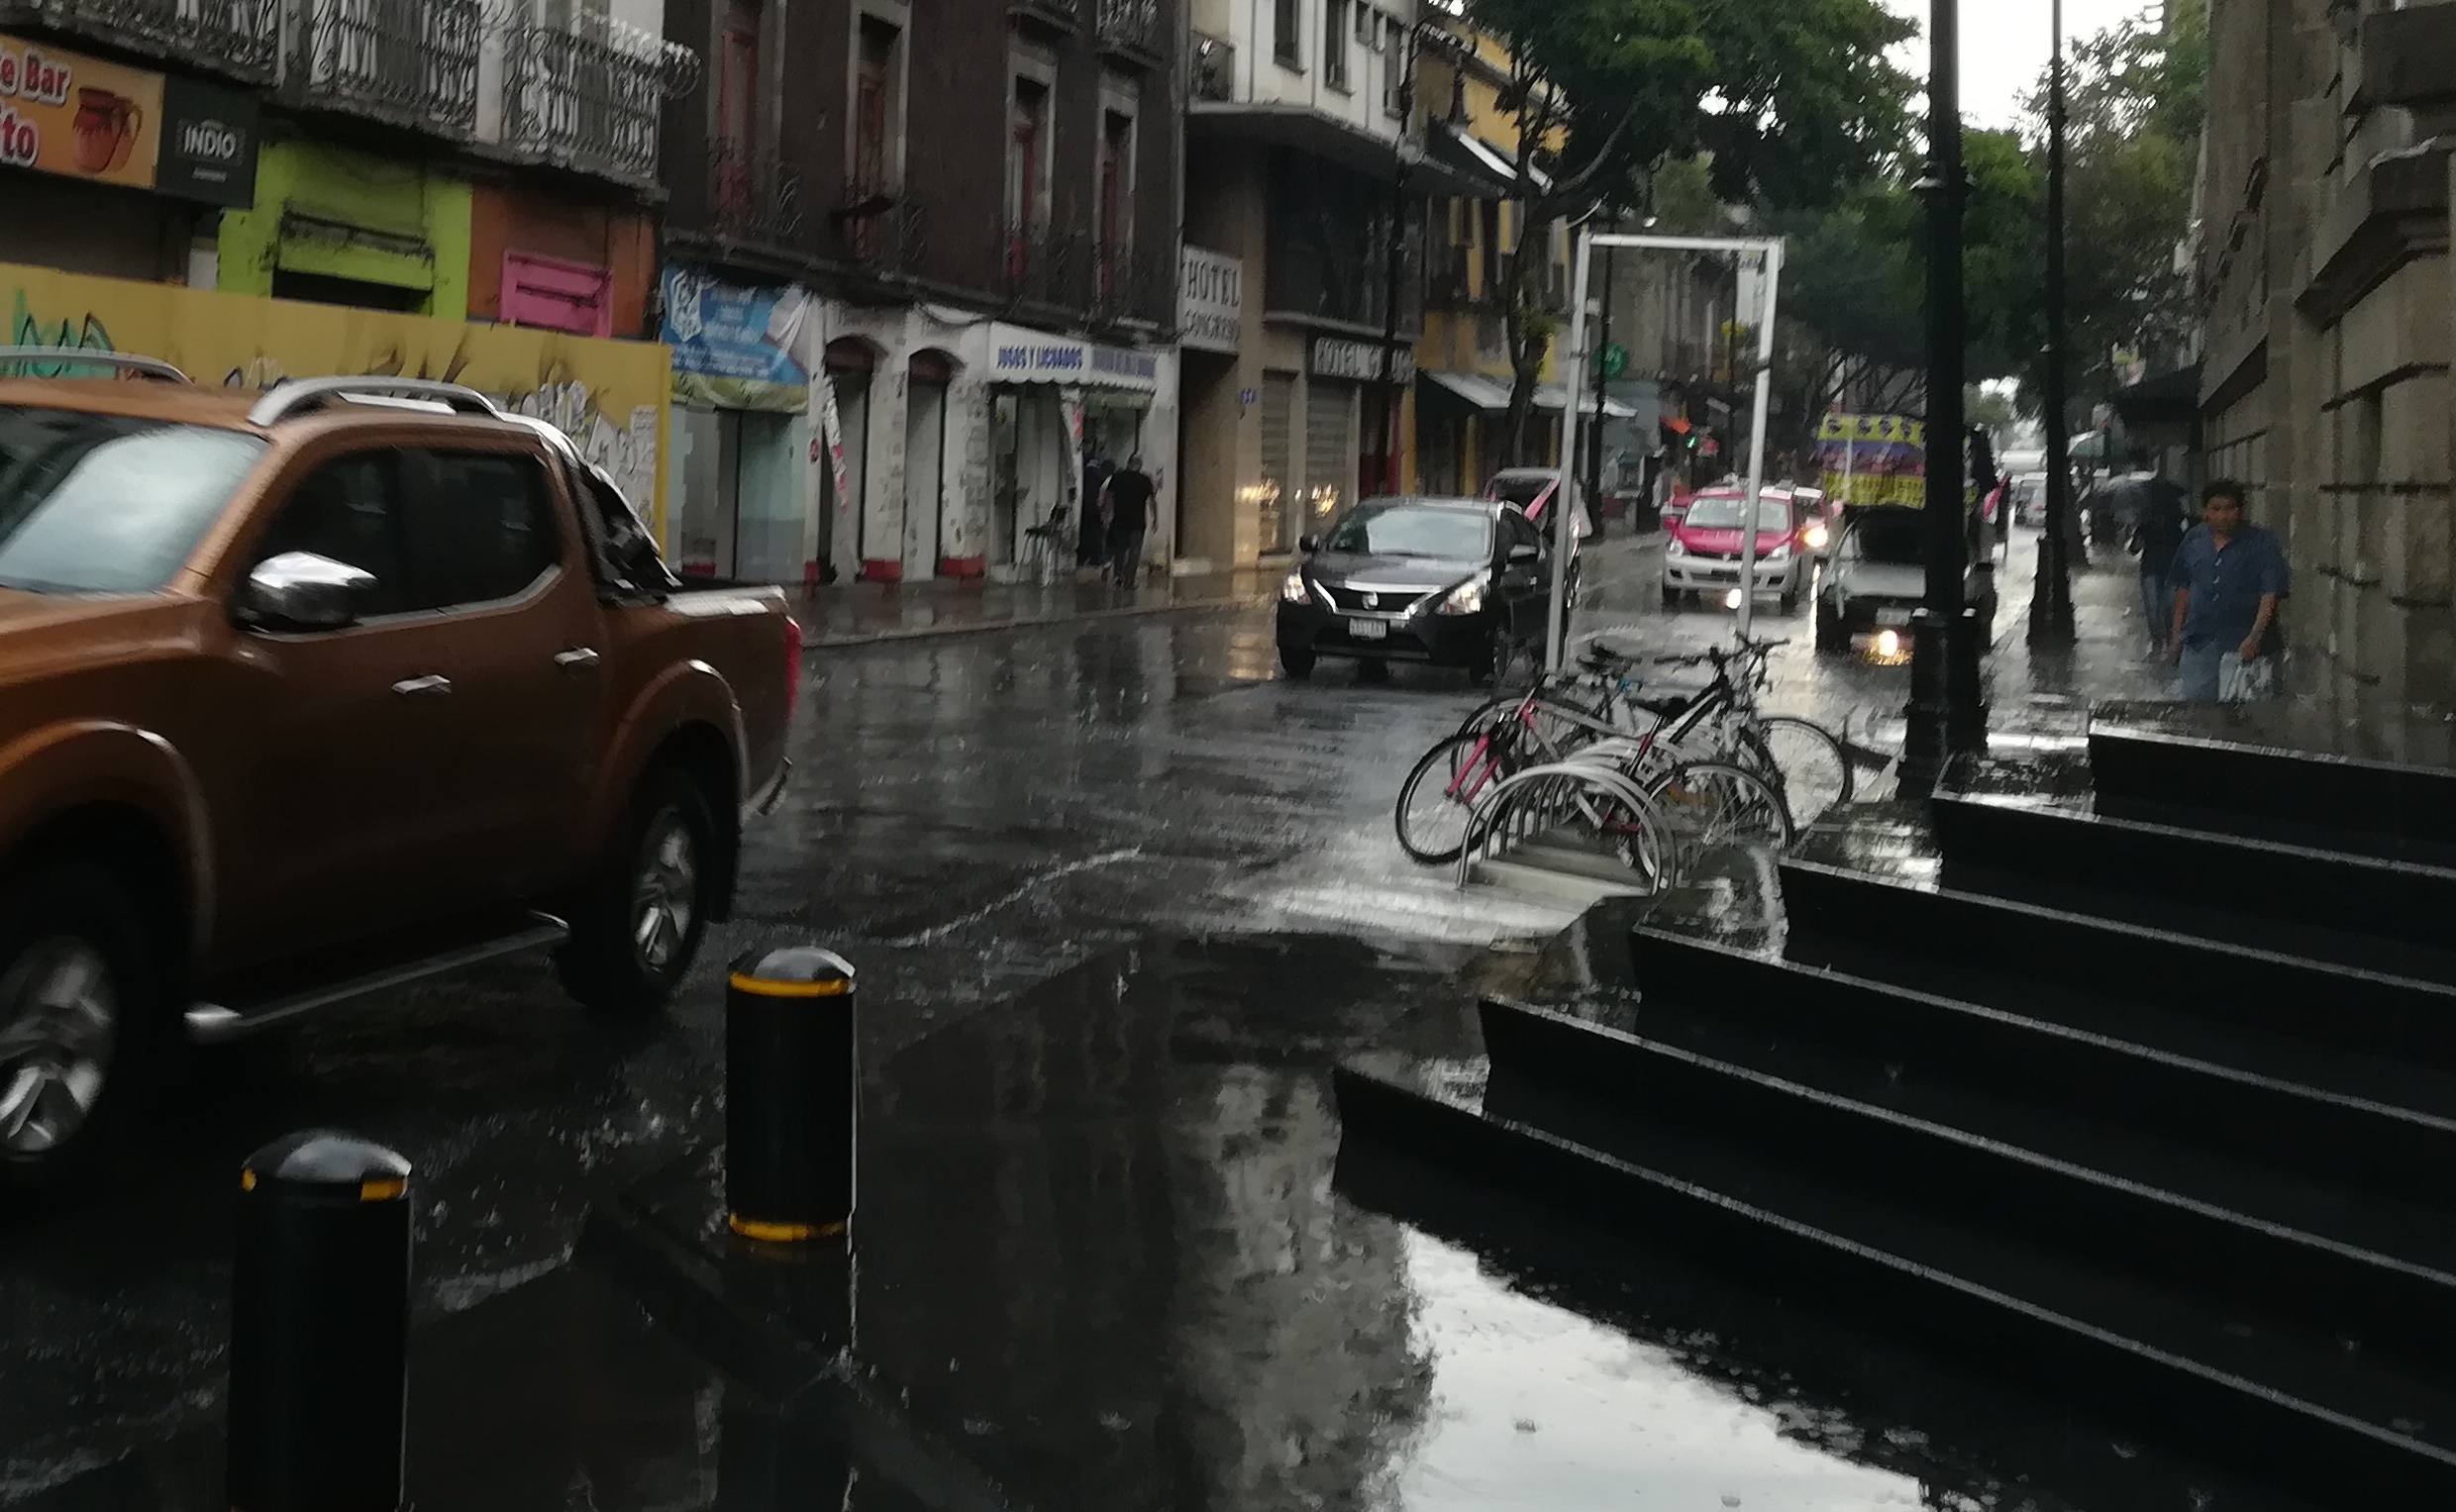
[239, 551, 376, 632]
[1298, 534, 1321, 554]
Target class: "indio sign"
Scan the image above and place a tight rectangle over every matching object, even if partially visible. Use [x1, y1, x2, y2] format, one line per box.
[0, 33, 257, 207]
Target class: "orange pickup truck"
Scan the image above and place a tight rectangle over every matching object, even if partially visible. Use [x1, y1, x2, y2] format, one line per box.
[0, 356, 799, 1190]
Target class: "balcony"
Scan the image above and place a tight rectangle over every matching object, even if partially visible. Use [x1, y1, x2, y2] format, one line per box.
[303, 0, 480, 139]
[1004, 223, 1088, 311]
[0, 0, 278, 83]
[502, 14, 667, 187]
[1008, 0, 1077, 34]
[1189, 30, 1234, 103]
[710, 141, 804, 251]
[1095, 0, 1163, 64]
[1092, 250, 1170, 329]
[830, 186, 926, 278]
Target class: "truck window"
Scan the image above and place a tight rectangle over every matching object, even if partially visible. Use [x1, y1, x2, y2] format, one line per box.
[252, 454, 411, 616]
[0, 409, 264, 594]
[404, 452, 563, 609]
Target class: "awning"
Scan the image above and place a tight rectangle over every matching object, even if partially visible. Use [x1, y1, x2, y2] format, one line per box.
[1421, 122, 1517, 200]
[1421, 370, 1639, 419]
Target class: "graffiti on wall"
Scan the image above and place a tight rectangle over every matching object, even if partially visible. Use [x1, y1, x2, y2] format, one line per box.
[0, 266, 673, 538]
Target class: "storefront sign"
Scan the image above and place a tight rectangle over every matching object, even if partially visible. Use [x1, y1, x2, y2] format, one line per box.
[1310, 335, 1414, 385]
[0, 34, 256, 206]
[987, 321, 1159, 388]
[1178, 247, 1243, 356]
[661, 264, 809, 412]
[155, 75, 257, 208]
[0, 258, 672, 540]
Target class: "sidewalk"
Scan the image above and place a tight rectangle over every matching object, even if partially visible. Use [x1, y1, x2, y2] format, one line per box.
[790, 565, 1278, 649]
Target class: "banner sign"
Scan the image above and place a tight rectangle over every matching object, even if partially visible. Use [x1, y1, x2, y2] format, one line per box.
[1309, 335, 1415, 384]
[1815, 412, 1927, 508]
[989, 321, 1160, 388]
[0, 34, 256, 207]
[661, 265, 809, 411]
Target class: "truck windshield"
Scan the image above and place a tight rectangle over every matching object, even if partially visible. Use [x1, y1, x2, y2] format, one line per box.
[0, 408, 265, 594]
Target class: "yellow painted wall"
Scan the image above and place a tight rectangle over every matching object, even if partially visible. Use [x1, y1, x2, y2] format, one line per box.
[0, 259, 672, 538]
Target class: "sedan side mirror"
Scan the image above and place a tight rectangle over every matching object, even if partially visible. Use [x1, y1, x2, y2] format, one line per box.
[1506, 544, 1540, 564]
[1298, 534, 1321, 554]
[238, 551, 376, 632]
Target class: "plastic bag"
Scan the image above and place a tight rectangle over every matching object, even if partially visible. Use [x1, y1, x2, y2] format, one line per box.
[2219, 654, 2277, 702]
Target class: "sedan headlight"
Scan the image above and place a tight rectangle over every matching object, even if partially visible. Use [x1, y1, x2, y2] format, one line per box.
[1665, 537, 1688, 556]
[1437, 573, 1489, 616]
[1280, 570, 1311, 604]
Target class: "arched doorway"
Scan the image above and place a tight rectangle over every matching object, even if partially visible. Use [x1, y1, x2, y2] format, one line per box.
[905, 349, 960, 575]
[825, 337, 880, 579]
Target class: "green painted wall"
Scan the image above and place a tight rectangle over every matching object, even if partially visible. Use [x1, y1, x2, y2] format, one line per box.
[219, 140, 471, 320]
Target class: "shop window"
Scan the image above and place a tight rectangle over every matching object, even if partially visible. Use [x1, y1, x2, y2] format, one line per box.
[501, 252, 612, 338]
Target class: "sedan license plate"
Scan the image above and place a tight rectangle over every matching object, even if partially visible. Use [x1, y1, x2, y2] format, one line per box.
[1348, 618, 1389, 641]
[1875, 607, 1913, 627]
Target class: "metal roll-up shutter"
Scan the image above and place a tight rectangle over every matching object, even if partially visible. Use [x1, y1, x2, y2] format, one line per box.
[1260, 371, 1295, 552]
[1304, 377, 1357, 537]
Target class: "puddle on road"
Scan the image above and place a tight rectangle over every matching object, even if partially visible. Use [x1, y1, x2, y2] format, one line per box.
[1383, 1231, 1924, 1510]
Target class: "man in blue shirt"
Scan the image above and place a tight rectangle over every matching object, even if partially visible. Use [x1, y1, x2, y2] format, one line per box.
[2167, 480, 2289, 701]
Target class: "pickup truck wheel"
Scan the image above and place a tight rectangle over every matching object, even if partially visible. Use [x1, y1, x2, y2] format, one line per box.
[559, 770, 717, 1017]
[0, 861, 154, 1194]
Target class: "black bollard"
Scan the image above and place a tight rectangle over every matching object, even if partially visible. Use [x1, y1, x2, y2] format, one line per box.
[726, 946, 857, 1243]
[227, 1130, 413, 1512]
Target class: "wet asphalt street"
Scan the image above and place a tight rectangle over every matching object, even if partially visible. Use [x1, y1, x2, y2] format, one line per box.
[0, 526, 2193, 1506]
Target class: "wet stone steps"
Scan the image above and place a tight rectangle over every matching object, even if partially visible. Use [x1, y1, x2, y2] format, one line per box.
[1929, 792, 2456, 985]
[1334, 1054, 2456, 1503]
[1481, 996, 2456, 1373]
[1655, 911, 2456, 1214]
[1781, 858, 2456, 1096]
[2090, 725, 2456, 869]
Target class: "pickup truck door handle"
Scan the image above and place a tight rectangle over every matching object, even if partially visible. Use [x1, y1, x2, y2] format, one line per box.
[554, 647, 602, 671]
[391, 674, 453, 697]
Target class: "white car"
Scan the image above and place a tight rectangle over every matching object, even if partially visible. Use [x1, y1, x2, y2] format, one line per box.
[1814, 510, 1997, 654]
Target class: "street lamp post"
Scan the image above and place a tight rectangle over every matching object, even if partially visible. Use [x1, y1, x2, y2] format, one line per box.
[2028, 0, 2078, 646]
[1900, 0, 1981, 796]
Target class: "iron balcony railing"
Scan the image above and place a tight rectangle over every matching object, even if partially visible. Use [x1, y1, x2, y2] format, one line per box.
[1095, 0, 1162, 59]
[503, 15, 663, 186]
[1093, 252, 1171, 329]
[1009, 0, 1078, 29]
[304, 0, 480, 138]
[710, 141, 804, 250]
[1004, 222, 1088, 310]
[831, 186, 926, 276]
[0, 0, 278, 82]
[1188, 29, 1233, 101]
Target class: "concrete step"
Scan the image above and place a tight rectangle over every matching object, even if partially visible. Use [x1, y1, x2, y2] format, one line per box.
[1928, 792, 2456, 984]
[1333, 1051, 2456, 1503]
[2090, 724, 2456, 868]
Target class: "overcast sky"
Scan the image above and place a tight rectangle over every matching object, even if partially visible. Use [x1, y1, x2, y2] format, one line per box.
[1883, 0, 2165, 130]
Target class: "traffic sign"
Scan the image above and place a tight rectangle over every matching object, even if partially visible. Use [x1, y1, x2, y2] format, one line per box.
[1593, 343, 1628, 381]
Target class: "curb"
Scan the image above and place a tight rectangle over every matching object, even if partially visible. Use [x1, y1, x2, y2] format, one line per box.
[806, 591, 1272, 651]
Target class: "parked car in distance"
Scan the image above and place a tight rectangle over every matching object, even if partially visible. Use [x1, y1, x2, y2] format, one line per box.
[1662, 487, 1809, 614]
[2010, 471, 2050, 526]
[1814, 507, 1999, 654]
[0, 360, 799, 1193]
[1279, 497, 1554, 682]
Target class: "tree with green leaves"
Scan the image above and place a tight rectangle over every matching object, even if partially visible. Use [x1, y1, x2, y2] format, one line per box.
[1456, 0, 1916, 466]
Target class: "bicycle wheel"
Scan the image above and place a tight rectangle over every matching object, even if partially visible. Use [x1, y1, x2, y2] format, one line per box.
[1744, 715, 1854, 829]
[1643, 759, 1796, 853]
[1396, 731, 1514, 864]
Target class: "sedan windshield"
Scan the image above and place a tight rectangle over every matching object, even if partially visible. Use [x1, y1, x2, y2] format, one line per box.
[0, 408, 265, 593]
[1323, 504, 1491, 560]
[1683, 494, 1792, 532]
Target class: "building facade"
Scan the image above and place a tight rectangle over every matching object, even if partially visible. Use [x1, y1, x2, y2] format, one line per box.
[1179, 0, 1495, 568]
[659, 0, 1184, 586]
[2196, 0, 2456, 720]
[0, 0, 687, 529]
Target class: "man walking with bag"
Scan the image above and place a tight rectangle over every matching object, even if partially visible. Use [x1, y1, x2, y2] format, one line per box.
[2168, 480, 2288, 702]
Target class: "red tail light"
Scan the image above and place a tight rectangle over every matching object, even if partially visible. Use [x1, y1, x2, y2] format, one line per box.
[783, 615, 804, 724]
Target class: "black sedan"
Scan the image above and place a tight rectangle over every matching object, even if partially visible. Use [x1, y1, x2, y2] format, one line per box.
[1277, 496, 1558, 682]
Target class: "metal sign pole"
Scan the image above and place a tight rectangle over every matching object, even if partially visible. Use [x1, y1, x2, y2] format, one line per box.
[1732, 244, 1784, 646]
[1547, 230, 1593, 673]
